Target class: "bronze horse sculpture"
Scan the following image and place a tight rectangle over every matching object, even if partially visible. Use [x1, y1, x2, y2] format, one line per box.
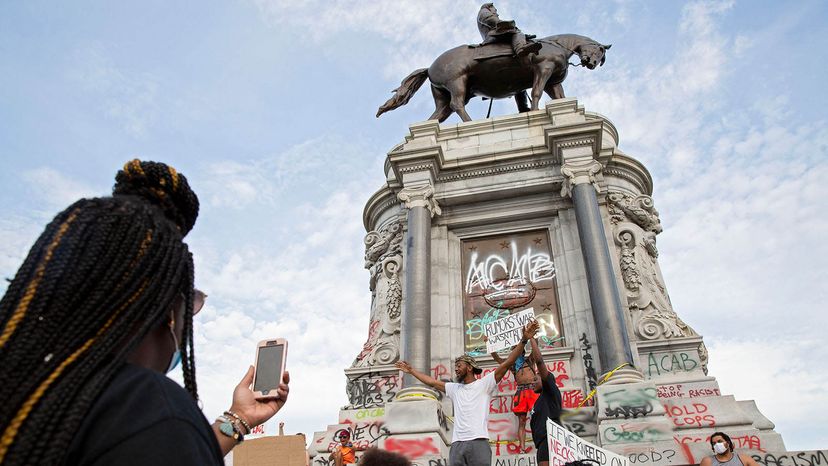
[376, 34, 611, 122]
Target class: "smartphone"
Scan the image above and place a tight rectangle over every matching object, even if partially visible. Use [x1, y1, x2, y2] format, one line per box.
[253, 338, 288, 399]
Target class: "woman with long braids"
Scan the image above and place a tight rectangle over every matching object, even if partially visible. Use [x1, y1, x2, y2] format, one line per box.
[0, 160, 289, 465]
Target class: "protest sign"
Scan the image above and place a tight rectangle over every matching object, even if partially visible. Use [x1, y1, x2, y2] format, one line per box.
[485, 308, 535, 353]
[547, 420, 629, 466]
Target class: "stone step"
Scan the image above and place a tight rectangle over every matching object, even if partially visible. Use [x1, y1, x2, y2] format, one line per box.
[606, 431, 790, 466]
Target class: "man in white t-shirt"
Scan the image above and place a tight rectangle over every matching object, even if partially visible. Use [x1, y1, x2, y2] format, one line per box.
[396, 320, 540, 466]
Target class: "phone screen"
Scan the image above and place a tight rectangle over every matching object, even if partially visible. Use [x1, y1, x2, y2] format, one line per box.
[254, 344, 284, 393]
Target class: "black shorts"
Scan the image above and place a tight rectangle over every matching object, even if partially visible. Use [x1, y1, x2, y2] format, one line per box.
[535, 438, 549, 462]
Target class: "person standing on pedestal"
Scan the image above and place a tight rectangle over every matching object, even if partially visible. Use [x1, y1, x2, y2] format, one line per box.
[700, 432, 761, 466]
[528, 332, 563, 466]
[489, 341, 537, 453]
[396, 320, 540, 466]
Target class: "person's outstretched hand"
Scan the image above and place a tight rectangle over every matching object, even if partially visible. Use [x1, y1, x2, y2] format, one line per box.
[229, 365, 290, 428]
[395, 360, 413, 374]
[522, 319, 540, 341]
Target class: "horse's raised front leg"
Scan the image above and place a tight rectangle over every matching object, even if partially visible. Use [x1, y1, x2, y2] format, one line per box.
[530, 66, 555, 110]
[429, 85, 453, 123]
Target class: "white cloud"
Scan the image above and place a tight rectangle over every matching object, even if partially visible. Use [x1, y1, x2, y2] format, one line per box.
[199, 135, 384, 209]
[706, 338, 828, 448]
[21, 167, 100, 208]
[184, 183, 378, 440]
[68, 45, 160, 138]
[0, 215, 42, 288]
[250, 0, 483, 77]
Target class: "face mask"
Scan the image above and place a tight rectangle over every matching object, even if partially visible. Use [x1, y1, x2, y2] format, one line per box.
[713, 443, 728, 455]
[166, 318, 181, 374]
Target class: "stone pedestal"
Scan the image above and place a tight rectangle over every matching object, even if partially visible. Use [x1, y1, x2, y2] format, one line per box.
[379, 388, 452, 459]
[307, 99, 799, 465]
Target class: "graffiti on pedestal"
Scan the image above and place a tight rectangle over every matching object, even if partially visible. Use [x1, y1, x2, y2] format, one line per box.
[663, 400, 715, 428]
[385, 437, 440, 459]
[656, 382, 721, 399]
[645, 350, 700, 378]
[347, 373, 400, 409]
[601, 420, 670, 445]
[752, 451, 828, 466]
[579, 333, 598, 393]
[602, 386, 658, 419]
[462, 230, 563, 355]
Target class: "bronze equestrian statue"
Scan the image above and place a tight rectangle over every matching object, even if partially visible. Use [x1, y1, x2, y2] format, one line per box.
[377, 4, 611, 123]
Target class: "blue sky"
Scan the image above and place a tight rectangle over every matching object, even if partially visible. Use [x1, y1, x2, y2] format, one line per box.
[1, 0, 826, 453]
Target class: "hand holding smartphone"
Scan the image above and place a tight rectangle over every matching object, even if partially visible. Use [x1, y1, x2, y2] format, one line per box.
[252, 338, 288, 400]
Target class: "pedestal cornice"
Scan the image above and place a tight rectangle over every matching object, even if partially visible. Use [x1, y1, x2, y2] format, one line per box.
[602, 151, 654, 196]
[363, 187, 404, 232]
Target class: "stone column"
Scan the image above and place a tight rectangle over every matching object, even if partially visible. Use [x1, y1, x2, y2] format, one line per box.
[397, 185, 441, 389]
[561, 155, 642, 383]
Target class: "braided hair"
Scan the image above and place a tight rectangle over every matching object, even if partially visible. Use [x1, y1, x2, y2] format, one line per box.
[0, 159, 200, 465]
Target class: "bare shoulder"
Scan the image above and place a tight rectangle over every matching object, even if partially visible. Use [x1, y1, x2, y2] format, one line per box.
[699, 456, 712, 466]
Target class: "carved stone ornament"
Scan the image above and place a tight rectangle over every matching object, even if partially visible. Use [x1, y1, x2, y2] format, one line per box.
[607, 192, 663, 234]
[560, 157, 603, 198]
[614, 214, 697, 342]
[397, 185, 442, 217]
[352, 219, 405, 368]
[698, 341, 709, 375]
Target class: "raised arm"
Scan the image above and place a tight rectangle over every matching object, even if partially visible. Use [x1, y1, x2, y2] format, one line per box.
[529, 334, 549, 380]
[395, 361, 446, 393]
[487, 335, 506, 364]
[493, 320, 540, 383]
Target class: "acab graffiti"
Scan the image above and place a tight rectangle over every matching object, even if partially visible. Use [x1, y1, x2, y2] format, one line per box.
[465, 244, 555, 294]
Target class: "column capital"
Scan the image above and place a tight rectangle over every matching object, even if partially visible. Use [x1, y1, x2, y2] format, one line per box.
[398, 185, 442, 217]
[560, 156, 603, 198]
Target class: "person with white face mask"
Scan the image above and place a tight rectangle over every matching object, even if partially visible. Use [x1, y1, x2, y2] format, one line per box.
[700, 432, 761, 466]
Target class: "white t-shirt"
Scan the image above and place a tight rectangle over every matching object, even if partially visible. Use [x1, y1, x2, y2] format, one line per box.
[445, 372, 498, 442]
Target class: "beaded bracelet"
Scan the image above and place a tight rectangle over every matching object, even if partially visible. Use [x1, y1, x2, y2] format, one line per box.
[216, 416, 245, 443]
[224, 410, 252, 434]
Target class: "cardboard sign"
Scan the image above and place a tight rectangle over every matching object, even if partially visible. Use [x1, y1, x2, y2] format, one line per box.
[233, 435, 308, 466]
[547, 420, 629, 466]
[485, 308, 535, 353]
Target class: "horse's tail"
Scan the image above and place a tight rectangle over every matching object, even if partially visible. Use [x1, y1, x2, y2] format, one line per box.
[376, 68, 429, 118]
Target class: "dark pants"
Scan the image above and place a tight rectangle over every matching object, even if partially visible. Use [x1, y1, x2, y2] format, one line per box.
[449, 439, 491, 466]
[536, 437, 550, 462]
